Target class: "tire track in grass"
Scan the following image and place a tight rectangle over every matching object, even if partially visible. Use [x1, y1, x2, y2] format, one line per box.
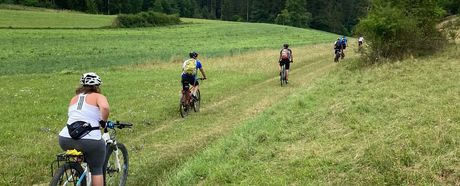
[127, 48, 333, 143]
[125, 44, 344, 185]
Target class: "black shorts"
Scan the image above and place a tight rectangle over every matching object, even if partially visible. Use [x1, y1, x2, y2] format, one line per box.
[182, 75, 198, 90]
[279, 60, 290, 70]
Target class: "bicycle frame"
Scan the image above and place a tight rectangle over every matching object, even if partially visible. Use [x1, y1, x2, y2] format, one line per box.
[103, 129, 123, 174]
[76, 164, 90, 186]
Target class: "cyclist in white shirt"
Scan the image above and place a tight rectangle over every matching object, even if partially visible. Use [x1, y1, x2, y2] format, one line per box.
[58, 72, 109, 186]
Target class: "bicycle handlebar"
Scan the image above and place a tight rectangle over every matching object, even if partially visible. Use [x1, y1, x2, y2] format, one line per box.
[106, 120, 133, 130]
[113, 121, 133, 129]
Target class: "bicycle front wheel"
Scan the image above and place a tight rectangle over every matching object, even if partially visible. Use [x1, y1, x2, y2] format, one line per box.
[104, 143, 129, 186]
[193, 90, 200, 112]
[50, 162, 86, 186]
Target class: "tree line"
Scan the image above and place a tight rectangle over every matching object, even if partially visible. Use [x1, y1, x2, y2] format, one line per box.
[2, 0, 370, 35]
[2, 0, 458, 35]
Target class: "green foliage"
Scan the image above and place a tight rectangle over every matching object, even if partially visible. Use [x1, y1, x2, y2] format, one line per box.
[356, 0, 447, 62]
[85, 0, 97, 14]
[275, 0, 312, 28]
[114, 11, 181, 28]
[438, 0, 460, 15]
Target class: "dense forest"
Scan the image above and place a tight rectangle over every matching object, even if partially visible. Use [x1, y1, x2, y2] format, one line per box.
[1, 0, 459, 35]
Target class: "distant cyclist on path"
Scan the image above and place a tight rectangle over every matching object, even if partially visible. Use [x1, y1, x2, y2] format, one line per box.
[358, 35, 364, 48]
[279, 44, 293, 83]
[334, 38, 342, 62]
[182, 51, 207, 100]
[341, 36, 348, 59]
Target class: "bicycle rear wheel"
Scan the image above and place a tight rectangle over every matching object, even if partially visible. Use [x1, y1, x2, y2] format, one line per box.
[193, 90, 200, 112]
[179, 93, 188, 118]
[280, 65, 286, 86]
[104, 143, 129, 186]
[50, 162, 86, 186]
[334, 51, 340, 62]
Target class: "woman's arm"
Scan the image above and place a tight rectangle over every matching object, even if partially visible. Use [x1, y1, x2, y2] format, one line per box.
[97, 94, 110, 121]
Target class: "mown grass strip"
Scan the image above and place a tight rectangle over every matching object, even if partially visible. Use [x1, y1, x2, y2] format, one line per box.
[0, 9, 115, 28]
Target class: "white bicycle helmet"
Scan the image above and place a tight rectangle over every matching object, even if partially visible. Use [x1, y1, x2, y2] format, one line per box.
[80, 72, 102, 86]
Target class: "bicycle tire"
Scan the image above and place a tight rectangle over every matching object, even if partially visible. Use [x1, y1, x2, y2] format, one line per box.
[50, 162, 86, 186]
[334, 51, 340, 62]
[104, 143, 129, 186]
[280, 65, 286, 86]
[179, 93, 188, 118]
[193, 90, 200, 112]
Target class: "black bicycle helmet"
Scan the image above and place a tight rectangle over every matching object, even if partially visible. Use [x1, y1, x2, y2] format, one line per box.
[189, 51, 198, 58]
[283, 44, 289, 48]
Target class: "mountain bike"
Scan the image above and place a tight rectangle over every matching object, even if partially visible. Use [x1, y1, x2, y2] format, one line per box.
[180, 78, 204, 118]
[50, 121, 133, 186]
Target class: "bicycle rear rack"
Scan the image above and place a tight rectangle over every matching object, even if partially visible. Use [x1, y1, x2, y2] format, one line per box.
[50, 153, 69, 177]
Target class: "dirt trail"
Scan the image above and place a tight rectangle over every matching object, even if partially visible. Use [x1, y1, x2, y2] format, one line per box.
[124, 43, 352, 185]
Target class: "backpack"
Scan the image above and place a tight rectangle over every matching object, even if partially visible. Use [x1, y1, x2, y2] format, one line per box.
[281, 49, 290, 60]
[184, 59, 197, 75]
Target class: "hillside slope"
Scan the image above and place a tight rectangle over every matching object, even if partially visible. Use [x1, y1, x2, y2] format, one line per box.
[166, 46, 460, 185]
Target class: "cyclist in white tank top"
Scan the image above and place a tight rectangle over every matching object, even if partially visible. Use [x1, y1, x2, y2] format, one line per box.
[58, 93, 103, 140]
[57, 72, 109, 186]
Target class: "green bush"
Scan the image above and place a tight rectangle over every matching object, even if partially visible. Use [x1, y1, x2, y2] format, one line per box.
[114, 11, 181, 28]
[356, 0, 447, 62]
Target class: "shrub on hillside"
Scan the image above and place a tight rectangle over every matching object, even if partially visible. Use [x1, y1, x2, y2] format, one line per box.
[114, 11, 181, 28]
[356, 0, 447, 62]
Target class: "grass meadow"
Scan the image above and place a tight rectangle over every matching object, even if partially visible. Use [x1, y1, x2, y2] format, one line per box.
[0, 10, 337, 75]
[1, 7, 459, 185]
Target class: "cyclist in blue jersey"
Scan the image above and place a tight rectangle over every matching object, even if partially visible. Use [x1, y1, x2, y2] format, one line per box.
[341, 36, 348, 50]
[341, 36, 348, 59]
[182, 52, 207, 100]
